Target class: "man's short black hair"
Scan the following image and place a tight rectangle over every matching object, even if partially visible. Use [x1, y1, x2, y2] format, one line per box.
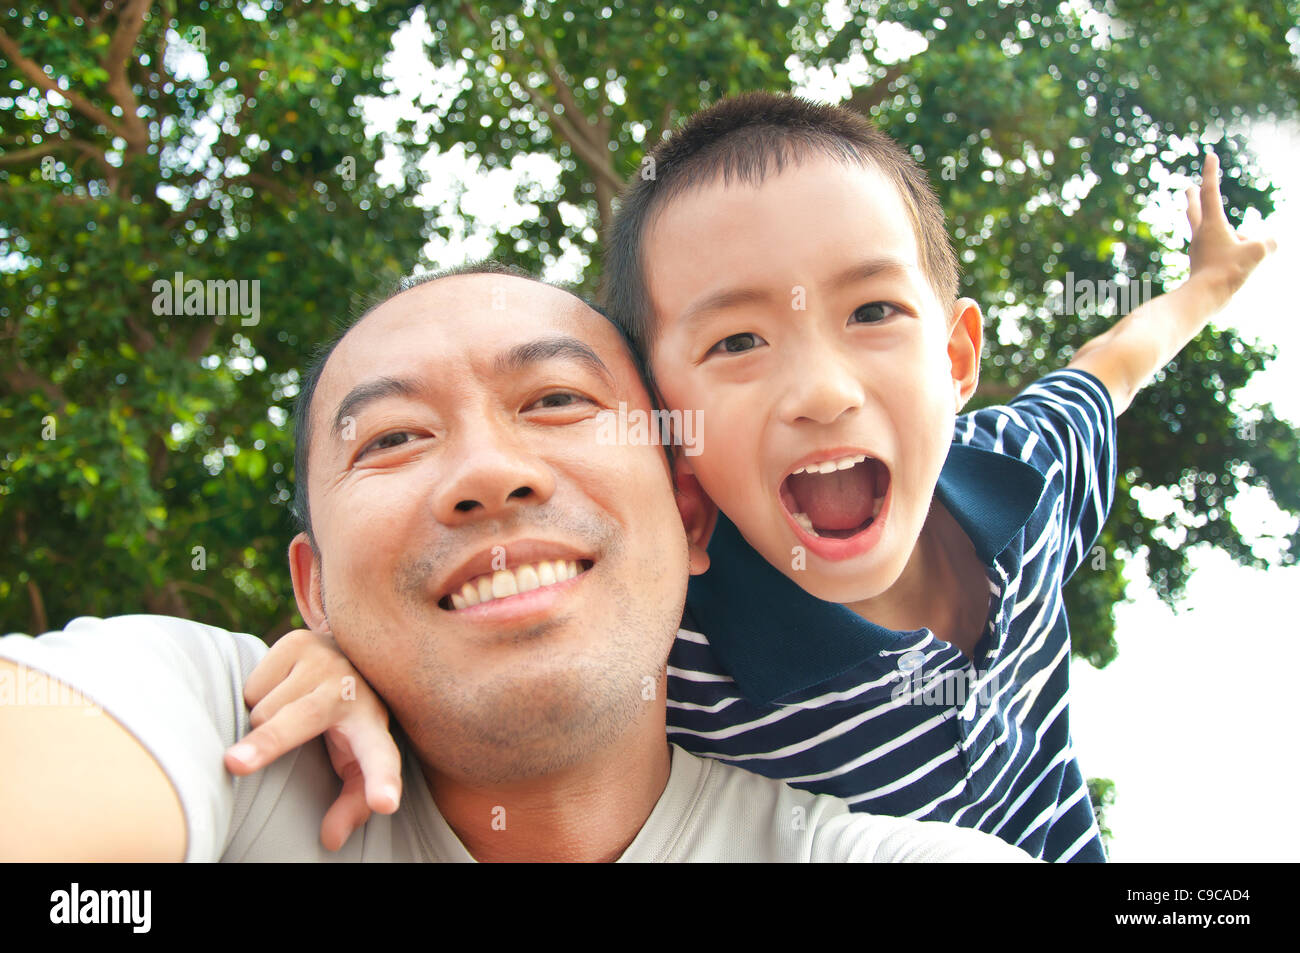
[289, 260, 660, 545]
[598, 91, 961, 368]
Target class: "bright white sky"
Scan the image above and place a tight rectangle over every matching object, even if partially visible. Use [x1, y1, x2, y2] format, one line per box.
[370, 10, 1300, 861]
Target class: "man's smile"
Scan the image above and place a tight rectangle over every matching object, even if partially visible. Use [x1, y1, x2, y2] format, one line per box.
[436, 538, 597, 612]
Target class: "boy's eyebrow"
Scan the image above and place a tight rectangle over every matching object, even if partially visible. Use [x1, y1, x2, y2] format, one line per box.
[826, 256, 915, 292]
[678, 286, 776, 331]
[677, 256, 918, 331]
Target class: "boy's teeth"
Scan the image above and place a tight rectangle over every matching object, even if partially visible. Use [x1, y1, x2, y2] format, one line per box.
[872, 495, 884, 518]
[792, 453, 868, 476]
[793, 511, 818, 536]
[450, 560, 585, 610]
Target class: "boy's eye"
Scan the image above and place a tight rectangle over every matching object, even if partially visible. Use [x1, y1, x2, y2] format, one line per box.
[708, 332, 768, 355]
[850, 302, 898, 324]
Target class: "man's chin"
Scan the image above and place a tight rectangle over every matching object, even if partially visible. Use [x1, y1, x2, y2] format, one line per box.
[406, 663, 646, 782]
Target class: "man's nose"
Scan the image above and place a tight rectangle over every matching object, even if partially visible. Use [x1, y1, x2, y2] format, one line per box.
[777, 331, 867, 426]
[431, 421, 556, 522]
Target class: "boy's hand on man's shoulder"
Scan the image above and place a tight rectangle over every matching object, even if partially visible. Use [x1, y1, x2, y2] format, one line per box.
[1186, 149, 1278, 310]
[224, 627, 402, 851]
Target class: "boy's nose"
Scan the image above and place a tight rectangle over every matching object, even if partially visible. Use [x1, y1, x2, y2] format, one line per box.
[778, 350, 867, 426]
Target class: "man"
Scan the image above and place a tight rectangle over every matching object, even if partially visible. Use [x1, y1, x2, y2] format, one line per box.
[0, 265, 1031, 861]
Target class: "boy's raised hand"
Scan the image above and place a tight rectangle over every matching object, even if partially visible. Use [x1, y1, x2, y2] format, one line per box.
[1185, 149, 1278, 307]
[1069, 147, 1277, 415]
[224, 628, 402, 851]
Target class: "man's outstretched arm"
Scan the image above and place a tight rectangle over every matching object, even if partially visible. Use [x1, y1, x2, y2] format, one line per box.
[1069, 150, 1277, 415]
[0, 657, 186, 861]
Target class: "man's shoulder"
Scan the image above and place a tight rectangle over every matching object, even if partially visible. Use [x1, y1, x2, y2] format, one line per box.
[2, 613, 266, 664]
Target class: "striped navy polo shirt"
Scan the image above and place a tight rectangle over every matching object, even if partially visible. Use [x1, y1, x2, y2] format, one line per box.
[666, 369, 1117, 862]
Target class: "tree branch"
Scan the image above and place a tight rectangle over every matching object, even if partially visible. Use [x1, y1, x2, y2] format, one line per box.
[459, 2, 623, 195]
[0, 143, 62, 166]
[0, 27, 132, 141]
[103, 0, 153, 154]
[15, 512, 49, 633]
[1, 359, 68, 408]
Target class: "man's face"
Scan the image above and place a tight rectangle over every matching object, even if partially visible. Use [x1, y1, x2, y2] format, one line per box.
[292, 275, 702, 783]
[644, 155, 979, 604]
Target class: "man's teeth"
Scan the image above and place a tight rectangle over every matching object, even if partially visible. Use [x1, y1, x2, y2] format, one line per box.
[790, 496, 884, 538]
[790, 453, 868, 476]
[449, 560, 583, 610]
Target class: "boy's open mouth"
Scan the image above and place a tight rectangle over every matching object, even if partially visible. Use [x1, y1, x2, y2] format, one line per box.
[778, 452, 891, 539]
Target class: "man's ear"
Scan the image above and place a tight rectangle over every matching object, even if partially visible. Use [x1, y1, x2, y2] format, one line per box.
[947, 297, 983, 410]
[288, 532, 329, 631]
[673, 455, 717, 577]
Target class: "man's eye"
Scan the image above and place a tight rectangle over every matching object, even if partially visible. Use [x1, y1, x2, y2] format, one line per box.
[360, 431, 414, 456]
[850, 302, 897, 324]
[708, 332, 767, 355]
[527, 391, 591, 411]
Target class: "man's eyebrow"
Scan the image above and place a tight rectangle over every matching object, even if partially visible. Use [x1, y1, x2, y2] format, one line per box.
[495, 335, 614, 385]
[332, 376, 421, 437]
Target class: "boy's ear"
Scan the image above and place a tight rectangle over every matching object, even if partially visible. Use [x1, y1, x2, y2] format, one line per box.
[288, 533, 329, 631]
[673, 455, 717, 577]
[947, 297, 983, 410]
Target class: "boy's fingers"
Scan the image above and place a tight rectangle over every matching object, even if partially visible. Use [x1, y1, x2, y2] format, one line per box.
[246, 671, 313, 728]
[247, 667, 354, 728]
[1200, 150, 1228, 223]
[320, 772, 372, 852]
[225, 692, 332, 774]
[340, 718, 404, 814]
[1186, 186, 1202, 230]
[242, 644, 297, 708]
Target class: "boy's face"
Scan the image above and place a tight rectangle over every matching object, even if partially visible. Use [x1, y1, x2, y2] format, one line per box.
[644, 155, 980, 604]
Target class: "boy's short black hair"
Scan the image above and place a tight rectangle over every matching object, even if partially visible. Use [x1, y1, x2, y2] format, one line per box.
[598, 91, 961, 363]
[290, 260, 661, 545]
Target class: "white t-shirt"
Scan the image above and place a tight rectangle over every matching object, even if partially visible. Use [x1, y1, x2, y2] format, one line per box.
[0, 615, 1035, 862]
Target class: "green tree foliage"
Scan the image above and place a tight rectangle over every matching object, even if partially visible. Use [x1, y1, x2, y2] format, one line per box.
[2, 0, 1298, 672]
[1, 1, 431, 635]
[1088, 776, 1116, 851]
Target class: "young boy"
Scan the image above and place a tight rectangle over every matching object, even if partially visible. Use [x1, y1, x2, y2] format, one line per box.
[230, 93, 1274, 860]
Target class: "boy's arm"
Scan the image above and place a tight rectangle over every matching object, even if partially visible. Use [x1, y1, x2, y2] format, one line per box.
[1069, 150, 1277, 415]
[225, 628, 401, 851]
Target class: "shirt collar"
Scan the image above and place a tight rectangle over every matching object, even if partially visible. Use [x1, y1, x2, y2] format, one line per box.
[684, 443, 1046, 705]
